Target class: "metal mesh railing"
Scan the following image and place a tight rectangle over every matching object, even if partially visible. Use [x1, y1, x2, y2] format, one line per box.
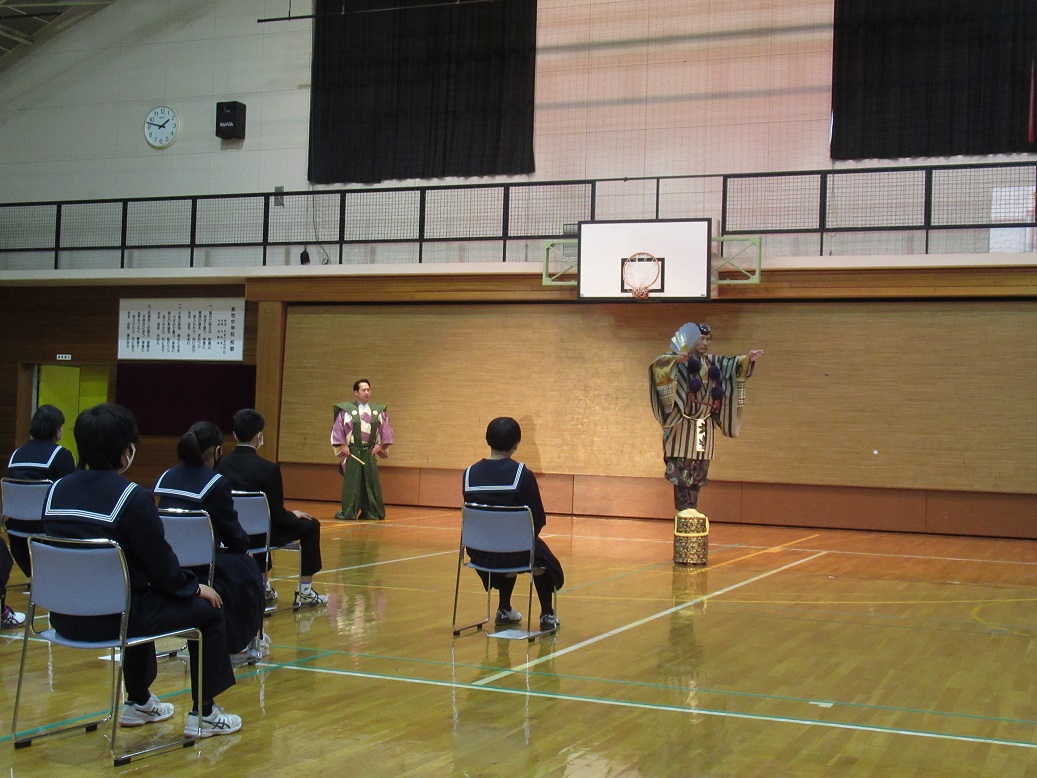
[1, 162, 1033, 271]
[725, 174, 821, 232]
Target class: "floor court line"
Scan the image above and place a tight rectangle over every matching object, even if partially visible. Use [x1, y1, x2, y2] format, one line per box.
[7, 652, 1032, 751]
[271, 662, 1037, 751]
[473, 549, 828, 687]
[316, 508, 1037, 566]
[265, 549, 457, 584]
[696, 542, 1037, 567]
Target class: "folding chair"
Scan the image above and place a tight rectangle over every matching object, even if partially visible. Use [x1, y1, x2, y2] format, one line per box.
[156, 508, 215, 659]
[157, 508, 215, 586]
[452, 503, 556, 643]
[1, 478, 53, 579]
[232, 490, 300, 612]
[12, 537, 203, 767]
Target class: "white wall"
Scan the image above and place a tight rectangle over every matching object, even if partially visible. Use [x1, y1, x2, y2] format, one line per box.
[0, 0, 1032, 231]
[0, 0, 313, 202]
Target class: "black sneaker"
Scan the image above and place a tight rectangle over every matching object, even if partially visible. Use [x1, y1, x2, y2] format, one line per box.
[494, 607, 522, 626]
[540, 613, 560, 631]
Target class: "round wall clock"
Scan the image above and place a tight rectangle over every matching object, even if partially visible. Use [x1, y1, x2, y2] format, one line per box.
[144, 106, 179, 149]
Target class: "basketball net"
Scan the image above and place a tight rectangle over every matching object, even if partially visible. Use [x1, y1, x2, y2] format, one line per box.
[622, 251, 661, 300]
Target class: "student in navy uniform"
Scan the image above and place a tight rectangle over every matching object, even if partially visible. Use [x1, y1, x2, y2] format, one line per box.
[462, 416, 563, 632]
[155, 421, 266, 660]
[6, 404, 76, 578]
[42, 403, 242, 737]
[216, 409, 327, 609]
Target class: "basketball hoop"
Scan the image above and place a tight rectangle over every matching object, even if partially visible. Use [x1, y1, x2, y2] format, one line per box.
[622, 251, 661, 300]
[630, 286, 651, 300]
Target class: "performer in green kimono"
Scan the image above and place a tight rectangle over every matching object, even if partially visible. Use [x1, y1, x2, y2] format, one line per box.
[331, 379, 394, 520]
[649, 323, 762, 511]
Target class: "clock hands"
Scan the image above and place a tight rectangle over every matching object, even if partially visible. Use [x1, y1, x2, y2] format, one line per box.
[146, 121, 164, 129]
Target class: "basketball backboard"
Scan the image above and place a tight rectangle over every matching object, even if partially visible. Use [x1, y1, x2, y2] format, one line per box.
[576, 219, 711, 301]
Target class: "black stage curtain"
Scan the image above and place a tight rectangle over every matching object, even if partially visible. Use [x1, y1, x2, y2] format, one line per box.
[308, 0, 536, 184]
[831, 0, 1037, 159]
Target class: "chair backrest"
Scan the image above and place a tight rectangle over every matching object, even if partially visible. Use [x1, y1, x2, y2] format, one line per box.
[157, 508, 216, 579]
[461, 503, 536, 555]
[231, 491, 270, 536]
[28, 537, 129, 617]
[2, 478, 53, 521]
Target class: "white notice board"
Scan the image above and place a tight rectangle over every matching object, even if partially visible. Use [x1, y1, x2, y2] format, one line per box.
[118, 298, 244, 361]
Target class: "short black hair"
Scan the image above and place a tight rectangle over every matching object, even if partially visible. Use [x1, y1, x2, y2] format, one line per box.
[177, 421, 224, 465]
[485, 416, 521, 452]
[353, 379, 370, 393]
[74, 403, 139, 471]
[30, 404, 65, 440]
[232, 408, 265, 442]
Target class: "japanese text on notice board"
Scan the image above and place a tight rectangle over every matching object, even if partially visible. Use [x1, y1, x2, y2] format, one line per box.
[118, 298, 244, 361]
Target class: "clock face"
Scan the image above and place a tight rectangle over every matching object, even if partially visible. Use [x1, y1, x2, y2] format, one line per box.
[144, 106, 179, 149]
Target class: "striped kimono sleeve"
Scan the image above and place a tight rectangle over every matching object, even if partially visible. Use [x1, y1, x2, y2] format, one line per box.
[711, 354, 754, 439]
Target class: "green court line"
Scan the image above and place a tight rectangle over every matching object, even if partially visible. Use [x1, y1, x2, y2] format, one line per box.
[0, 648, 335, 745]
[259, 644, 1037, 729]
[271, 660, 1037, 750]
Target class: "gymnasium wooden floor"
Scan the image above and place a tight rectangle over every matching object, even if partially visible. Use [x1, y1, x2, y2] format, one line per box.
[3, 503, 1037, 776]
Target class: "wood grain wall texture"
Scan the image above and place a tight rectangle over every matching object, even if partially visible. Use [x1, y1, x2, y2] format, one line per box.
[278, 300, 1037, 495]
[0, 286, 254, 486]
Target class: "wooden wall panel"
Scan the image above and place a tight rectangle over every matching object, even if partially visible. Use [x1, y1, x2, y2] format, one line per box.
[572, 474, 674, 519]
[0, 285, 251, 471]
[281, 462, 341, 502]
[925, 491, 1037, 538]
[740, 483, 928, 533]
[383, 466, 421, 505]
[257, 301, 286, 460]
[538, 472, 576, 516]
[419, 468, 462, 507]
[722, 266, 1037, 300]
[278, 300, 1037, 495]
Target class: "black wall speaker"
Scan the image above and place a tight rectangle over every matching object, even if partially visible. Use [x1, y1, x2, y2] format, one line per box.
[215, 101, 246, 140]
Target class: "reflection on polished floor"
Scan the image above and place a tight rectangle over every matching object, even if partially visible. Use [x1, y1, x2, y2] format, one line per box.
[4, 503, 1037, 775]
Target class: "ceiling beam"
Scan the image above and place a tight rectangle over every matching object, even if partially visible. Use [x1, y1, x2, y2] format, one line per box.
[0, 21, 32, 43]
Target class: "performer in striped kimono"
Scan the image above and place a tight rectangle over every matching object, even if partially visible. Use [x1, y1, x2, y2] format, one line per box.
[649, 323, 763, 511]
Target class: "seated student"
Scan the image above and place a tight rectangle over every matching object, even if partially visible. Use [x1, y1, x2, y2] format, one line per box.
[155, 422, 267, 661]
[6, 404, 77, 578]
[0, 539, 23, 629]
[462, 417, 563, 632]
[215, 409, 327, 609]
[42, 403, 241, 737]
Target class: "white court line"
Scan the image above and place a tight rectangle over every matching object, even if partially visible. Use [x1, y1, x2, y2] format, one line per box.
[321, 549, 457, 575]
[273, 661, 1037, 750]
[473, 551, 828, 686]
[267, 549, 457, 582]
[370, 521, 1037, 565]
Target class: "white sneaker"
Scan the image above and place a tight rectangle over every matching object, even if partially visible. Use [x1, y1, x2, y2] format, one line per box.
[119, 694, 175, 727]
[495, 607, 522, 626]
[540, 613, 561, 631]
[184, 704, 242, 738]
[1, 606, 25, 629]
[264, 582, 278, 603]
[293, 588, 328, 608]
[231, 632, 270, 666]
[248, 632, 271, 661]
